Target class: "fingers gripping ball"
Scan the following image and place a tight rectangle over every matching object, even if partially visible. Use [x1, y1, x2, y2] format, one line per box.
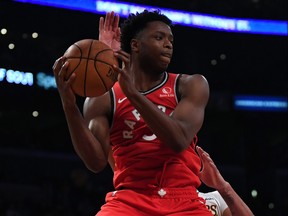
[63, 39, 119, 97]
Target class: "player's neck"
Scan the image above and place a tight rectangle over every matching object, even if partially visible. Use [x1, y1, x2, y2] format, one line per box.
[133, 70, 166, 92]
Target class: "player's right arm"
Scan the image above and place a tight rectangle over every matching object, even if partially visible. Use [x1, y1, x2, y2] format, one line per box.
[53, 57, 110, 173]
[83, 94, 113, 172]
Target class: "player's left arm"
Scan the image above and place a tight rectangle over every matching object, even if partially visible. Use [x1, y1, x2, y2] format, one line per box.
[136, 73, 209, 152]
[114, 57, 209, 152]
[170, 74, 209, 151]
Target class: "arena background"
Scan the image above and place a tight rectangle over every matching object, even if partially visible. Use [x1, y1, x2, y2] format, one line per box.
[0, 0, 287, 215]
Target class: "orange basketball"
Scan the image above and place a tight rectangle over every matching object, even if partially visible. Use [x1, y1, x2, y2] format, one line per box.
[63, 39, 119, 97]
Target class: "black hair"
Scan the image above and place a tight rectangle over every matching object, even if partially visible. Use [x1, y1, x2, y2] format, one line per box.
[120, 9, 173, 53]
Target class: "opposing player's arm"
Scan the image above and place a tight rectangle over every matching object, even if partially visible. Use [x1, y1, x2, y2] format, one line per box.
[213, 191, 232, 216]
[197, 146, 254, 216]
[223, 208, 232, 216]
[217, 183, 254, 216]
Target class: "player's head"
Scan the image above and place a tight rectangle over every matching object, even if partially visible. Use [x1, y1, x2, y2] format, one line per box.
[120, 10, 173, 53]
[120, 10, 174, 72]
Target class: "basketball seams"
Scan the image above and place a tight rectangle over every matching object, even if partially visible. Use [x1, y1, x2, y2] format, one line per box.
[65, 44, 82, 80]
[67, 56, 114, 66]
[94, 48, 115, 92]
[83, 39, 94, 97]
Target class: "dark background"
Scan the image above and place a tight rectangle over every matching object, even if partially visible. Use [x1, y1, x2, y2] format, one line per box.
[0, 0, 287, 215]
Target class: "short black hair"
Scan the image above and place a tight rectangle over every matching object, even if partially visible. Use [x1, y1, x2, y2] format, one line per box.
[120, 9, 173, 53]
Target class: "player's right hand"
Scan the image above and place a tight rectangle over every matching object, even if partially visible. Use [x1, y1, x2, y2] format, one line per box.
[52, 56, 77, 106]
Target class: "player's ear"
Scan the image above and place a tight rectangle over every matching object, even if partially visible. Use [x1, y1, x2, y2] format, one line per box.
[131, 39, 139, 52]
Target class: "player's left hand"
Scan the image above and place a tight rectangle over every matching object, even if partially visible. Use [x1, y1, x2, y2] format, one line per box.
[113, 50, 136, 97]
[99, 11, 121, 51]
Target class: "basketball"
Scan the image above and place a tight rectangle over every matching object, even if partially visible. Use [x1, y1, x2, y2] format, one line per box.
[63, 39, 119, 97]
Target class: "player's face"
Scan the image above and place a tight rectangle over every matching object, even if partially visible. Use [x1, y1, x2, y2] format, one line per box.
[137, 21, 174, 72]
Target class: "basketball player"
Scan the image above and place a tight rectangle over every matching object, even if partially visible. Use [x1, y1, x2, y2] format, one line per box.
[98, 12, 252, 216]
[99, 12, 254, 216]
[196, 146, 254, 216]
[52, 10, 212, 215]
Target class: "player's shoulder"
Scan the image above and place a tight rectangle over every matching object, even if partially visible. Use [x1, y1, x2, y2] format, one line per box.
[179, 73, 208, 84]
[177, 73, 209, 96]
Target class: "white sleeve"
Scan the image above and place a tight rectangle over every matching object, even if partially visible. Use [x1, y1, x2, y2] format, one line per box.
[211, 191, 229, 214]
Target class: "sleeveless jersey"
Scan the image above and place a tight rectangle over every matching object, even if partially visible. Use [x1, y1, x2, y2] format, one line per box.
[110, 72, 201, 191]
[198, 191, 229, 216]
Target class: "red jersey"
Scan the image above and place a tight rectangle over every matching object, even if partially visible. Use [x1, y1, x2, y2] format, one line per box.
[110, 72, 201, 191]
